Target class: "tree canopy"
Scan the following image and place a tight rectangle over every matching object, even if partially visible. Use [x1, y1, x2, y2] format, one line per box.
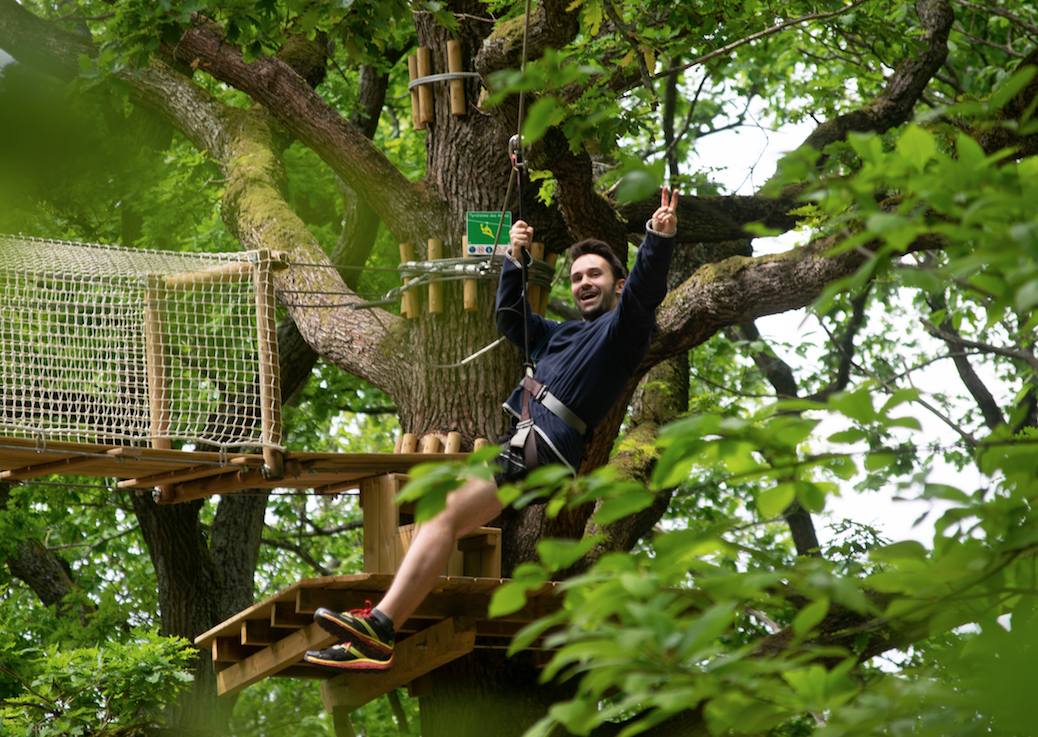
[1, 0, 1038, 736]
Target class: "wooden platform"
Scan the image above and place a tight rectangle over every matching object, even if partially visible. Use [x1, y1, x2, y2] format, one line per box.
[0, 436, 466, 503]
[194, 573, 562, 708]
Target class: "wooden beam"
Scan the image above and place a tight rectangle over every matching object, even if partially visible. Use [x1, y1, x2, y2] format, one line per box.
[164, 260, 254, 291]
[0, 447, 142, 482]
[253, 250, 284, 479]
[332, 706, 358, 737]
[117, 463, 240, 490]
[321, 616, 477, 712]
[169, 467, 266, 503]
[216, 622, 337, 696]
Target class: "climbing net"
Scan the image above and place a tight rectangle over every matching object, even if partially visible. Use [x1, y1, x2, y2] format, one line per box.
[0, 235, 283, 451]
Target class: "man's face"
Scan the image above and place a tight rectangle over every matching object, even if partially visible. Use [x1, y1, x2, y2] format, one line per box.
[570, 254, 625, 321]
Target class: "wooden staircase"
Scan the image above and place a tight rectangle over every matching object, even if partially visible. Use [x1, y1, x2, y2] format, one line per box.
[194, 434, 559, 734]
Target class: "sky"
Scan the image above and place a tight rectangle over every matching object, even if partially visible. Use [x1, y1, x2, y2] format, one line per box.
[692, 116, 958, 550]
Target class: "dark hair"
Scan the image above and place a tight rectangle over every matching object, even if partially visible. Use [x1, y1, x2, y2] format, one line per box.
[568, 239, 627, 282]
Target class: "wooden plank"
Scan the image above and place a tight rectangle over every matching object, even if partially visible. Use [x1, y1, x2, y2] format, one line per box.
[321, 616, 477, 712]
[216, 622, 338, 696]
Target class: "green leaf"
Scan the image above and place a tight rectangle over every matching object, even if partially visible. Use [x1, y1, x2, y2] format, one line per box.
[537, 536, 602, 571]
[870, 540, 928, 563]
[594, 488, 655, 524]
[896, 124, 936, 170]
[615, 168, 660, 205]
[522, 96, 562, 146]
[757, 483, 796, 519]
[990, 66, 1038, 113]
[792, 596, 830, 637]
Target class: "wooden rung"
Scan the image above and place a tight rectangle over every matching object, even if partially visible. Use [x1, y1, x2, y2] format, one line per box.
[321, 616, 477, 712]
[416, 46, 434, 125]
[447, 39, 466, 116]
[398, 433, 418, 453]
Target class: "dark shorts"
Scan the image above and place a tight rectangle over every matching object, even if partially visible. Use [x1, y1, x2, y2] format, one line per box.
[492, 424, 564, 486]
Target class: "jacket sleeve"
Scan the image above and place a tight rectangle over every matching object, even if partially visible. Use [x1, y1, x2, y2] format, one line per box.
[495, 254, 554, 351]
[612, 226, 676, 345]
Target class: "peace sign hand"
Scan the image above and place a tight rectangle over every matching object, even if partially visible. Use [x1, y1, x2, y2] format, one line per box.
[651, 186, 679, 236]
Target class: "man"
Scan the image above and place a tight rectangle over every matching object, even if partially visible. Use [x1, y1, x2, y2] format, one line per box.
[305, 187, 679, 670]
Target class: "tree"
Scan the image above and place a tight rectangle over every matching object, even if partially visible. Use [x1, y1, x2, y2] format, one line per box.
[1, 0, 1037, 735]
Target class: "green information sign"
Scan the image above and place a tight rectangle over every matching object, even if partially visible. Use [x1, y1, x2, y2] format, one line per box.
[466, 211, 511, 255]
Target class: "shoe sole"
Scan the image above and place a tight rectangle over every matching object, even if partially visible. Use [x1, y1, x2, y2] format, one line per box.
[304, 650, 394, 671]
[314, 607, 393, 654]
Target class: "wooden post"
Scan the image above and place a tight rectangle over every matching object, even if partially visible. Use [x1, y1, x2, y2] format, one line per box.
[398, 242, 417, 319]
[447, 40, 466, 116]
[428, 238, 443, 315]
[360, 474, 402, 573]
[538, 253, 557, 316]
[407, 56, 424, 131]
[253, 251, 284, 480]
[463, 236, 478, 312]
[445, 431, 463, 453]
[528, 241, 544, 312]
[417, 46, 434, 125]
[332, 707, 357, 737]
[144, 277, 174, 503]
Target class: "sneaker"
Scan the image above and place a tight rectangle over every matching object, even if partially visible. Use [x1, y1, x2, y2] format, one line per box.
[305, 641, 394, 671]
[314, 601, 395, 654]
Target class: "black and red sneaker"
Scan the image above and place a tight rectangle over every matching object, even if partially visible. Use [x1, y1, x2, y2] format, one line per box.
[314, 601, 395, 654]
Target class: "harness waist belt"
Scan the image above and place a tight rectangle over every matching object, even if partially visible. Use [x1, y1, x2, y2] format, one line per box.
[522, 376, 587, 436]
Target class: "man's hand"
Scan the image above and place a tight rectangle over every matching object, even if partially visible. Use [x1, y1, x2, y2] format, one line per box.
[510, 219, 534, 260]
[651, 187, 679, 236]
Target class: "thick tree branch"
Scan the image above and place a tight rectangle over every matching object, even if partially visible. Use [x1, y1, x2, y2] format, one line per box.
[796, 0, 953, 156]
[162, 17, 448, 246]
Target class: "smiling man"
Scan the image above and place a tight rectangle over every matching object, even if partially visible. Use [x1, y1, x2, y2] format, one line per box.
[305, 188, 678, 672]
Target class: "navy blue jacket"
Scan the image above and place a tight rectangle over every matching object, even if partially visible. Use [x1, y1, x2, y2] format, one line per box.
[495, 229, 675, 471]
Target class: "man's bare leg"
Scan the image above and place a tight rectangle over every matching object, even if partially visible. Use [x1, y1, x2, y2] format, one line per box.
[375, 475, 504, 627]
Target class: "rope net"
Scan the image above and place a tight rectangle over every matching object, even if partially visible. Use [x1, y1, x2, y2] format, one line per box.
[0, 235, 283, 452]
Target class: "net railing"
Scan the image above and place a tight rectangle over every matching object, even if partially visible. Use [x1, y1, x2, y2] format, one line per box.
[0, 235, 284, 453]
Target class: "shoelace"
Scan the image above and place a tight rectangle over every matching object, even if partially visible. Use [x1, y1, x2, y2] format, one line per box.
[349, 600, 374, 618]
